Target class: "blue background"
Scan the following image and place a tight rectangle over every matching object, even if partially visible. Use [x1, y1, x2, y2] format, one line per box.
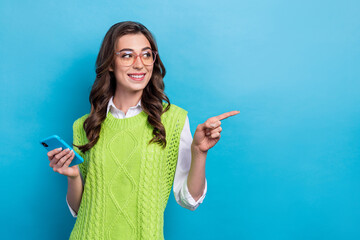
[1, 0, 359, 239]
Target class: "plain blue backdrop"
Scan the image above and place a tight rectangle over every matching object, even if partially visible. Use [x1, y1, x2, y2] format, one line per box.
[1, 0, 359, 239]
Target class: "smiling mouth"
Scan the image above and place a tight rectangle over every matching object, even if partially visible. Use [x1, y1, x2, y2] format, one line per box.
[128, 73, 146, 81]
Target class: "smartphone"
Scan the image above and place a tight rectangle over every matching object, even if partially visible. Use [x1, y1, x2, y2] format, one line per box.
[40, 135, 84, 167]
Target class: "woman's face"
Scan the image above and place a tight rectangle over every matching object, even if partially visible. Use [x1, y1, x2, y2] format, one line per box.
[110, 33, 154, 93]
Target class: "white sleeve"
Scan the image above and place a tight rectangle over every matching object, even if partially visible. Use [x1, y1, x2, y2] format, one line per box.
[66, 194, 78, 218]
[66, 166, 83, 218]
[173, 115, 207, 211]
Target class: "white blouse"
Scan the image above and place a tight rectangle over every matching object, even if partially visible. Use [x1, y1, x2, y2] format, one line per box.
[66, 97, 207, 217]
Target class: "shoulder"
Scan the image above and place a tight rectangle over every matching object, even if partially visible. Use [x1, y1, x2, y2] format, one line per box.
[162, 102, 188, 116]
[73, 113, 90, 131]
[161, 102, 188, 129]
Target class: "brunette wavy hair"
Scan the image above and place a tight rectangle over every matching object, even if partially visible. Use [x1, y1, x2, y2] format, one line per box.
[74, 21, 171, 153]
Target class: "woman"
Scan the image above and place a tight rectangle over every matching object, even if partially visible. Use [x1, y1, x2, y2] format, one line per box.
[47, 21, 239, 239]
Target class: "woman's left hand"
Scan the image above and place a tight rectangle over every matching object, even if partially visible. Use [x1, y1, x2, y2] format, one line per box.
[192, 110, 240, 153]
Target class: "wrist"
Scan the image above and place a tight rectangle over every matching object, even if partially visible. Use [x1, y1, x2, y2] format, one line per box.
[68, 174, 81, 181]
[191, 144, 208, 156]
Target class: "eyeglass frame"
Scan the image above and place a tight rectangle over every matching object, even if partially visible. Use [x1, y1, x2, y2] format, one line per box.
[114, 49, 158, 67]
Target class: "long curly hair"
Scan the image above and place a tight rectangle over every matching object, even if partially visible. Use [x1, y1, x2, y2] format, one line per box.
[74, 21, 171, 153]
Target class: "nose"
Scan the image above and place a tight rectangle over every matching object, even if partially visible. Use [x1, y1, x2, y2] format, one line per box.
[132, 55, 144, 69]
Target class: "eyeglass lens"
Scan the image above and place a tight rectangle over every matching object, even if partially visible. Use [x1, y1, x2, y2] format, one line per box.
[118, 50, 156, 66]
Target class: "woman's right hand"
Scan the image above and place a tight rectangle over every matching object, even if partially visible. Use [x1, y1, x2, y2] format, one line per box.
[48, 148, 80, 178]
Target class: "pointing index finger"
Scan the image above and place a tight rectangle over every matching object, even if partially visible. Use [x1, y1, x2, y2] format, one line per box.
[215, 110, 240, 121]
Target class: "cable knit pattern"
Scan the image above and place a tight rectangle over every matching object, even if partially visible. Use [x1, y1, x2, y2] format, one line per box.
[69, 103, 187, 240]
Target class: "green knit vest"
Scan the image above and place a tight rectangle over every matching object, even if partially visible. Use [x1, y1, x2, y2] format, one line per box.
[69, 103, 188, 240]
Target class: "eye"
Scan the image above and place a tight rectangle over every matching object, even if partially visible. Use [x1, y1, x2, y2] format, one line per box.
[120, 52, 134, 58]
[142, 51, 152, 58]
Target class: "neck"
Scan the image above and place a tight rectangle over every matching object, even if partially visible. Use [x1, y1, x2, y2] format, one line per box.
[113, 87, 143, 115]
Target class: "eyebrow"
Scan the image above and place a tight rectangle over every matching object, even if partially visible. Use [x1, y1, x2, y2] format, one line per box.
[118, 47, 152, 52]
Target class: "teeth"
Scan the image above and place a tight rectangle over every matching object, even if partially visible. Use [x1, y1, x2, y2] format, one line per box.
[129, 74, 145, 78]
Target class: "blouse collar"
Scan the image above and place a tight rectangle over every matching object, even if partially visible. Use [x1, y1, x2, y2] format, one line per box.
[106, 96, 142, 117]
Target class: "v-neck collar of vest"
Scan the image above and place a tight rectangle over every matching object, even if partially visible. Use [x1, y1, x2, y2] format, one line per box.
[103, 109, 148, 129]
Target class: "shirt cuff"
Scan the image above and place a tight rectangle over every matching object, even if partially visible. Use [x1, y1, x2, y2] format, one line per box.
[66, 194, 78, 218]
[180, 177, 207, 211]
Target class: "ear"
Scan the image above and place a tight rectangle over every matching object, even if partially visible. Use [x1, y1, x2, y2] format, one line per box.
[108, 64, 114, 72]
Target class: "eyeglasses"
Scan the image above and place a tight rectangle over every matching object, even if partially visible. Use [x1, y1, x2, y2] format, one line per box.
[115, 49, 157, 67]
